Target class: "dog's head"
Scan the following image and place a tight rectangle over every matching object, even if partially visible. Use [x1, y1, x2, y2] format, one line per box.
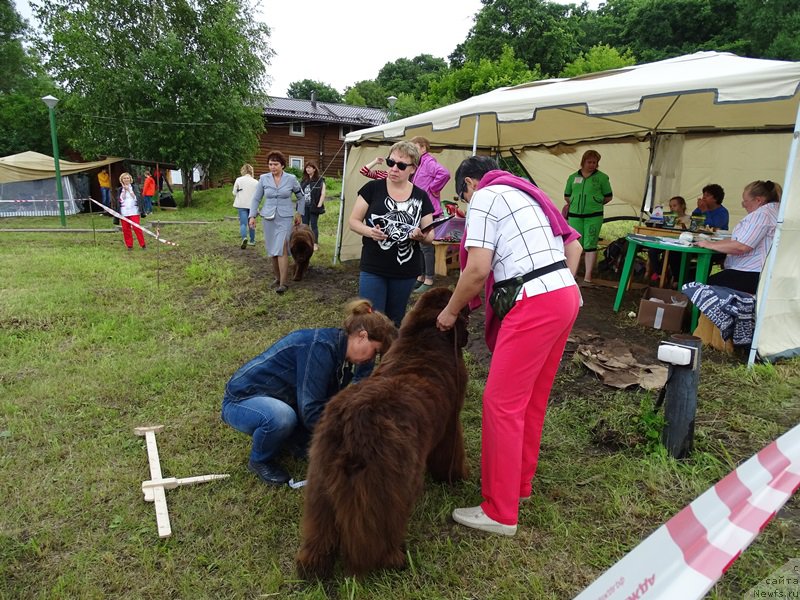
[401, 287, 469, 348]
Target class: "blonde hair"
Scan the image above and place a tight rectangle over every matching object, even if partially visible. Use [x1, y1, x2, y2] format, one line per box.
[342, 299, 397, 354]
[744, 180, 781, 204]
[389, 141, 420, 167]
[241, 163, 254, 176]
[119, 172, 133, 185]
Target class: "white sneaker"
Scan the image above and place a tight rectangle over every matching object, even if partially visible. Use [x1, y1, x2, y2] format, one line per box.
[452, 506, 517, 536]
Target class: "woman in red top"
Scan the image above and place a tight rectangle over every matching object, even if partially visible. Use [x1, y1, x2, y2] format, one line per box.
[142, 170, 156, 215]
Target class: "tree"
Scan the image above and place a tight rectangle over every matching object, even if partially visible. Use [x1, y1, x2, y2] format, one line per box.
[342, 80, 390, 109]
[451, 0, 583, 77]
[375, 54, 447, 98]
[34, 0, 272, 205]
[426, 46, 539, 108]
[286, 79, 342, 103]
[0, 0, 60, 156]
[735, 0, 800, 60]
[560, 44, 636, 77]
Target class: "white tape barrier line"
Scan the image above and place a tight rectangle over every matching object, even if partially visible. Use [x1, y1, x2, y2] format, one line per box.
[88, 198, 178, 246]
[574, 423, 800, 600]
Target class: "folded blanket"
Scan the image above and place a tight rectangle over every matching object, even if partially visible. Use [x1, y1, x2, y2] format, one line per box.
[681, 282, 756, 346]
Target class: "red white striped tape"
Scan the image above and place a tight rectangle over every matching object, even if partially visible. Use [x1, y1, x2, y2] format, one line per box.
[574, 423, 800, 600]
[89, 198, 179, 247]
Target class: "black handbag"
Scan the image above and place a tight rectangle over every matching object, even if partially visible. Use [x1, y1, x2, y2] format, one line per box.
[488, 261, 568, 320]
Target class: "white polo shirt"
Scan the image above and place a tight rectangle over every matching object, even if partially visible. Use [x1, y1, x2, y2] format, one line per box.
[465, 184, 576, 300]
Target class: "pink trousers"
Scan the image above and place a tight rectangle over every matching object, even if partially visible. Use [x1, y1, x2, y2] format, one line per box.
[480, 285, 580, 525]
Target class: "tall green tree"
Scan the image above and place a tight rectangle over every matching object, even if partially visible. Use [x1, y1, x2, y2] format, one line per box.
[34, 0, 272, 205]
[343, 80, 390, 109]
[375, 54, 447, 98]
[736, 0, 800, 60]
[0, 0, 60, 156]
[286, 79, 342, 103]
[450, 0, 583, 77]
[426, 46, 539, 108]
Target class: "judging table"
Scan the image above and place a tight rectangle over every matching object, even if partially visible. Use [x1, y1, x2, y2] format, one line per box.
[613, 234, 719, 331]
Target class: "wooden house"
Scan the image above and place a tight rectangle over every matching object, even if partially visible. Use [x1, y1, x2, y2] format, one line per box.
[256, 95, 387, 177]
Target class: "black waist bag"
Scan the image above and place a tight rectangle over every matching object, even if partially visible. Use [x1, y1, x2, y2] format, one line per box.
[488, 260, 568, 320]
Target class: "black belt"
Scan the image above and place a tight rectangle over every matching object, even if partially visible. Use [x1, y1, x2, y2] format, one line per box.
[493, 260, 568, 289]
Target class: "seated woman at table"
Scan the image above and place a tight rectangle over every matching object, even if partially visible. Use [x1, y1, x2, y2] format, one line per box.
[647, 196, 689, 282]
[694, 180, 781, 294]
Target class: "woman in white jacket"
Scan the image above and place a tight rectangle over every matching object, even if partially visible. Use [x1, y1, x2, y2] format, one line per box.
[232, 164, 260, 249]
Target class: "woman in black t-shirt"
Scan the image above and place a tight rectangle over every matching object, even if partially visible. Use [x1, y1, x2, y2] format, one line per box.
[348, 141, 435, 326]
[300, 161, 326, 250]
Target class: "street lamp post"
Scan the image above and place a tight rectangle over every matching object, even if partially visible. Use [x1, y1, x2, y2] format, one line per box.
[42, 95, 66, 227]
[387, 95, 398, 121]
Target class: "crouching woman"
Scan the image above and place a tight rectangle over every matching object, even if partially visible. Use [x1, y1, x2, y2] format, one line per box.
[221, 300, 397, 486]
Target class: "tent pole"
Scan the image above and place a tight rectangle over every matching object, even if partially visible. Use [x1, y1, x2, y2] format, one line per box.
[472, 115, 480, 156]
[640, 133, 658, 223]
[747, 102, 800, 366]
[334, 143, 349, 265]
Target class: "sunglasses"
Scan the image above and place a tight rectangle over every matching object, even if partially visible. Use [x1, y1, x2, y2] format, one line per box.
[385, 157, 414, 171]
[456, 179, 467, 201]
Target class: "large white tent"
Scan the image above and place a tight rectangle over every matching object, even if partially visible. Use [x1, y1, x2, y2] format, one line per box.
[340, 52, 800, 362]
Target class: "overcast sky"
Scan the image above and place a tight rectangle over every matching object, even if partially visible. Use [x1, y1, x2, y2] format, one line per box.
[15, 0, 601, 101]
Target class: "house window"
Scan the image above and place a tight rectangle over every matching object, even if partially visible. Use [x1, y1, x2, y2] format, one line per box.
[289, 156, 304, 171]
[290, 121, 305, 136]
[339, 125, 353, 140]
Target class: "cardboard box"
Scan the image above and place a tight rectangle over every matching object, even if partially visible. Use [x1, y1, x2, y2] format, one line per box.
[637, 287, 689, 332]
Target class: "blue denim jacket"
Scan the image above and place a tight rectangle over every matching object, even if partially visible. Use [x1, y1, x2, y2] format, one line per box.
[224, 328, 353, 431]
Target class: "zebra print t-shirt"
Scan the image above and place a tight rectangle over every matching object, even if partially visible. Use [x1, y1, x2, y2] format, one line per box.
[357, 179, 434, 278]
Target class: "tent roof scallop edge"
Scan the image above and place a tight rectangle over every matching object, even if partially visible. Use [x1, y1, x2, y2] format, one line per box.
[344, 52, 800, 150]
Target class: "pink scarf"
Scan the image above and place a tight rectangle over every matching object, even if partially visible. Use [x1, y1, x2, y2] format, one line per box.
[459, 170, 580, 351]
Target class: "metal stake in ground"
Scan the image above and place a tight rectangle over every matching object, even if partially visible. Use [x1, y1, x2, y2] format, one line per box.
[134, 425, 229, 538]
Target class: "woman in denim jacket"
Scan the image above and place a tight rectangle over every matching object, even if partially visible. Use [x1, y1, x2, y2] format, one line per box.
[222, 299, 396, 486]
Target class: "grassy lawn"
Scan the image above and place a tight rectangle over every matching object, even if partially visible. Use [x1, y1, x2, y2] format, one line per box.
[1, 186, 798, 599]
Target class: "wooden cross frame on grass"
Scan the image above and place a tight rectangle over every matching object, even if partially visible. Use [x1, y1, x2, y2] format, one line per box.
[134, 425, 229, 538]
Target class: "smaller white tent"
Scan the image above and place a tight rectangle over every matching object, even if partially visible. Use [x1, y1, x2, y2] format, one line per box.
[0, 151, 121, 217]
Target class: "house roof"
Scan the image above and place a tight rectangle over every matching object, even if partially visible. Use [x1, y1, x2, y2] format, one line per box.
[264, 97, 388, 127]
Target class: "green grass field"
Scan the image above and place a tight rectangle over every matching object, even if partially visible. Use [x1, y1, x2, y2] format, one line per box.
[1, 187, 798, 599]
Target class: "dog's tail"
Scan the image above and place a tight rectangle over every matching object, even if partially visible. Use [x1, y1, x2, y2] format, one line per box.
[321, 392, 421, 574]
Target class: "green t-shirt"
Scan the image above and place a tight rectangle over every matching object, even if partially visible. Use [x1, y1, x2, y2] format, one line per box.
[564, 169, 612, 216]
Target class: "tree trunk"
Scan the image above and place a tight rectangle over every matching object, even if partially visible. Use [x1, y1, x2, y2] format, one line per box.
[182, 167, 194, 207]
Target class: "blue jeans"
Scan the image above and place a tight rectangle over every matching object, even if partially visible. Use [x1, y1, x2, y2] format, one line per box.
[221, 395, 297, 463]
[237, 208, 255, 242]
[101, 187, 111, 208]
[302, 210, 319, 243]
[359, 271, 417, 327]
[143, 195, 153, 214]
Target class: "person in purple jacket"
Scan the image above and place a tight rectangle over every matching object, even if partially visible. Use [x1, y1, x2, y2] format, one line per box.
[410, 136, 451, 293]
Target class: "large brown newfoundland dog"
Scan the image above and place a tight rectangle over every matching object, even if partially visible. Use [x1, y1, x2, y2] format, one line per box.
[296, 287, 469, 578]
[289, 223, 315, 281]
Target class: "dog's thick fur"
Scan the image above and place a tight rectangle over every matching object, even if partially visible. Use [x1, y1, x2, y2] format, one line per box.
[296, 288, 469, 578]
[289, 223, 315, 281]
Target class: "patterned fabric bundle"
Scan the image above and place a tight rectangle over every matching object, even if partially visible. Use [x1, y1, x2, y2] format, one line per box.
[682, 282, 755, 345]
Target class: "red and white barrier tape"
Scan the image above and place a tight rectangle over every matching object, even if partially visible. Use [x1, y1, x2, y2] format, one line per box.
[574, 423, 800, 600]
[89, 198, 178, 247]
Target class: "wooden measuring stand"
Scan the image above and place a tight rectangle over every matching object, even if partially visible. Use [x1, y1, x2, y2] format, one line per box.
[134, 425, 229, 538]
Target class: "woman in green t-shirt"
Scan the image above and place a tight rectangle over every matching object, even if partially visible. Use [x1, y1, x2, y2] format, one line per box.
[563, 149, 613, 285]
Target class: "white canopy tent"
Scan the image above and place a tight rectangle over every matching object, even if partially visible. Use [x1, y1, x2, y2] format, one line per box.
[340, 52, 800, 362]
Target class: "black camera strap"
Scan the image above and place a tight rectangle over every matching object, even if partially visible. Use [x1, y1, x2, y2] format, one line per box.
[493, 260, 568, 289]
